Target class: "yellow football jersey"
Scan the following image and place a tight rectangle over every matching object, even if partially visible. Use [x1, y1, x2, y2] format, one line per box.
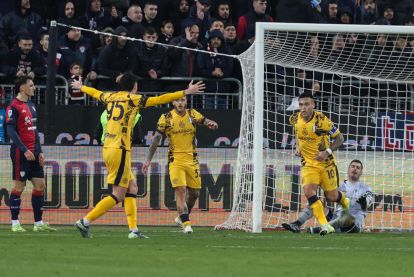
[81, 86, 185, 150]
[290, 111, 341, 169]
[157, 109, 205, 162]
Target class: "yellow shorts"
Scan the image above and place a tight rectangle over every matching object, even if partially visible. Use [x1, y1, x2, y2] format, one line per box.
[169, 160, 201, 189]
[301, 164, 339, 192]
[103, 148, 134, 188]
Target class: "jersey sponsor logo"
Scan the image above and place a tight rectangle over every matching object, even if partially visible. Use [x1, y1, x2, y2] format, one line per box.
[24, 116, 32, 125]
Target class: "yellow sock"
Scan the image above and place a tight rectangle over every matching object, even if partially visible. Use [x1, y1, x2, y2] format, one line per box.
[310, 199, 328, 225]
[85, 195, 117, 222]
[183, 221, 191, 226]
[124, 196, 137, 231]
[340, 194, 350, 209]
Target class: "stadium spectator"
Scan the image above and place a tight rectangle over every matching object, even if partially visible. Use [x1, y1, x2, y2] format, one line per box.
[158, 20, 175, 44]
[339, 6, 354, 24]
[0, 86, 6, 143]
[97, 26, 136, 86]
[122, 4, 143, 26]
[196, 29, 233, 109]
[78, 0, 121, 33]
[166, 24, 203, 90]
[121, 4, 145, 39]
[0, 0, 44, 49]
[230, 0, 250, 25]
[209, 18, 225, 35]
[57, 20, 96, 80]
[141, 1, 161, 32]
[57, 1, 78, 35]
[95, 26, 114, 55]
[375, 4, 396, 25]
[275, 0, 318, 23]
[37, 31, 49, 66]
[134, 27, 169, 92]
[169, 0, 191, 36]
[323, 0, 340, 23]
[2, 33, 46, 80]
[67, 62, 85, 105]
[142, 96, 218, 234]
[376, 0, 414, 23]
[355, 0, 377, 24]
[6, 76, 57, 232]
[181, 0, 212, 44]
[224, 22, 238, 48]
[215, 0, 233, 25]
[237, 0, 273, 40]
[283, 160, 373, 234]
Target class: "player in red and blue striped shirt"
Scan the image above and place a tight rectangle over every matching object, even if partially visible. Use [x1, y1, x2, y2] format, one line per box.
[6, 76, 56, 233]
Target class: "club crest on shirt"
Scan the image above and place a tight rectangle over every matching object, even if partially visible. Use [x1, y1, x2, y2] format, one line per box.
[20, 171, 26, 178]
[8, 110, 12, 117]
[179, 121, 185, 128]
[79, 46, 86, 53]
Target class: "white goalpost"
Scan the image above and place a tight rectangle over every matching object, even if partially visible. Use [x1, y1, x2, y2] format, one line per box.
[216, 23, 414, 233]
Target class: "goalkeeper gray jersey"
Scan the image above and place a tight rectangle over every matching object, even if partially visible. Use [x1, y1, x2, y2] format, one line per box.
[334, 180, 373, 218]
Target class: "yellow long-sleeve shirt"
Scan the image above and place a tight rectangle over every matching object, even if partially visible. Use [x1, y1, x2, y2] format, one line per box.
[81, 86, 185, 150]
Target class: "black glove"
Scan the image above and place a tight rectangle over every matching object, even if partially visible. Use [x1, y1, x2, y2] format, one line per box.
[356, 194, 367, 211]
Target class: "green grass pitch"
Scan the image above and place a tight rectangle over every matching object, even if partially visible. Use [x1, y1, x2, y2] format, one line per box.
[1, 226, 414, 277]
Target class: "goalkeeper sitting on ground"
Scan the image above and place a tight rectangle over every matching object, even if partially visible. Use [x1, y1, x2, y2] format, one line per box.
[283, 159, 373, 233]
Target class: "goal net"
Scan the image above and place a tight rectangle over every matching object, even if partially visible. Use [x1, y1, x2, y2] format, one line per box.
[216, 23, 414, 232]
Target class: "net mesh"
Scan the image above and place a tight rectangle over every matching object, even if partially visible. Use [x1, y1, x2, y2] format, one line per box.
[216, 28, 414, 232]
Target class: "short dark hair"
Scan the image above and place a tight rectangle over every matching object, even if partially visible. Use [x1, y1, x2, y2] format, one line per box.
[144, 0, 158, 7]
[161, 20, 173, 29]
[329, 0, 339, 5]
[70, 61, 82, 70]
[143, 26, 157, 36]
[14, 76, 32, 92]
[119, 73, 137, 91]
[18, 32, 32, 42]
[298, 91, 315, 100]
[349, 159, 363, 170]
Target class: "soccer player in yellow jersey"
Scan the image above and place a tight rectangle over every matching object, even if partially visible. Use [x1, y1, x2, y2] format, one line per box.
[71, 74, 206, 238]
[290, 92, 349, 236]
[142, 96, 218, 233]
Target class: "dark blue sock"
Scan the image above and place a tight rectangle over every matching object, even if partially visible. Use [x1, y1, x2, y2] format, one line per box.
[180, 213, 190, 223]
[32, 190, 44, 222]
[9, 191, 22, 220]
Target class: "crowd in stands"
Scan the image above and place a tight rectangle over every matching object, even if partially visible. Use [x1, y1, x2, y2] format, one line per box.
[0, 0, 414, 106]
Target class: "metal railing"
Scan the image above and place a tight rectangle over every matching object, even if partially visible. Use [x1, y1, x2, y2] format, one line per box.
[0, 73, 68, 104]
[84, 75, 243, 110]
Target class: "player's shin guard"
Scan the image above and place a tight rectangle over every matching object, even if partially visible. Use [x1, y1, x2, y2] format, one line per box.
[10, 189, 22, 221]
[32, 189, 44, 222]
[308, 195, 328, 225]
[85, 194, 118, 222]
[337, 191, 350, 209]
[124, 193, 137, 231]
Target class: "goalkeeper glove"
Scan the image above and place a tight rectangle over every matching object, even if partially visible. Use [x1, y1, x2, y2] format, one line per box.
[356, 194, 368, 210]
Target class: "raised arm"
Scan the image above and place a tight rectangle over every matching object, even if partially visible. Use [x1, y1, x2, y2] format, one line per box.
[142, 131, 163, 174]
[144, 81, 205, 107]
[71, 77, 104, 100]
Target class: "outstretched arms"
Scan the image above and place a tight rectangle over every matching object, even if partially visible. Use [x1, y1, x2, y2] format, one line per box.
[145, 80, 206, 107]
